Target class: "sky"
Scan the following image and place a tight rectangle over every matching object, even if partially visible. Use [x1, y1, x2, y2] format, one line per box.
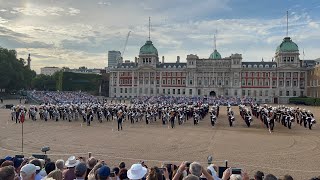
[0, 0, 320, 73]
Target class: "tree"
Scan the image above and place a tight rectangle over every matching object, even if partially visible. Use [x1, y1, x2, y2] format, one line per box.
[0, 47, 36, 92]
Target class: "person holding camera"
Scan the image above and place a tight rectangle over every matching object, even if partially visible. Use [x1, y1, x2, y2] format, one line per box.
[173, 162, 214, 180]
[221, 168, 249, 180]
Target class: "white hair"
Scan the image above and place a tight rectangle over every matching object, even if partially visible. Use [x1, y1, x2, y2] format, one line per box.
[230, 174, 242, 180]
[55, 159, 65, 170]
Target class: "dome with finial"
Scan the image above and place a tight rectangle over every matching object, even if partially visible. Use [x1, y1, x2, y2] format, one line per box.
[139, 40, 158, 55]
[276, 37, 299, 53]
[209, 49, 222, 59]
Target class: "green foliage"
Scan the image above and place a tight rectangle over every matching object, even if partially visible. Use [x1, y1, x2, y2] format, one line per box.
[31, 74, 57, 91]
[0, 47, 36, 91]
[289, 97, 320, 106]
[57, 72, 101, 94]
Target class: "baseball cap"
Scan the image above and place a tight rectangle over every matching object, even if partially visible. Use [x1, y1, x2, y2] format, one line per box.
[20, 164, 40, 176]
[98, 165, 111, 177]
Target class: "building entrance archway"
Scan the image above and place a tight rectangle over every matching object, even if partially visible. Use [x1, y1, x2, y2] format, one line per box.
[209, 91, 216, 97]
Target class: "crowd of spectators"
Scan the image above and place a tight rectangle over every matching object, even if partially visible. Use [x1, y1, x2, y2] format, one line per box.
[28, 91, 100, 104]
[1, 155, 318, 180]
[131, 96, 255, 106]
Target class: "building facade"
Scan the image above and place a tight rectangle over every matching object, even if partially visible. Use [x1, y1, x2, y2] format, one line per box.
[40, 67, 61, 76]
[307, 63, 320, 98]
[108, 51, 122, 68]
[109, 36, 309, 103]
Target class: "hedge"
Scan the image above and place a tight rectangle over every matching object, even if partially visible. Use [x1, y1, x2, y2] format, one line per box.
[289, 97, 320, 106]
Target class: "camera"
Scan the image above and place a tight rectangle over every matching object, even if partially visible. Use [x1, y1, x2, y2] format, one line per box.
[231, 168, 242, 175]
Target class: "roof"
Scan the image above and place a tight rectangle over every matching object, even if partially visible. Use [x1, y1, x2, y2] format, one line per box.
[242, 61, 277, 68]
[157, 62, 187, 68]
[209, 49, 222, 59]
[276, 37, 299, 53]
[116, 62, 138, 68]
[139, 40, 158, 55]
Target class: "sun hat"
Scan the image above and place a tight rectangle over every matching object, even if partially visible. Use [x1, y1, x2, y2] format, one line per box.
[20, 164, 40, 176]
[127, 163, 147, 180]
[65, 156, 80, 168]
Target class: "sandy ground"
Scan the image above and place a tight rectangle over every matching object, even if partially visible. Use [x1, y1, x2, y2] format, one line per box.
[0, 100, 320, 179]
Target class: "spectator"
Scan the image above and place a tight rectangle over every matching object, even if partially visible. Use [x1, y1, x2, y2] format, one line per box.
[63, 156, 80, 180]
[230, 174, 242, 180]
[173, 162, 213, 180]
[146, 166, 162, 180]
[254, 171, 264, 180]
[0, 160, 14, 167]
[43, 162, 56, 179]
[112, 167, 120, 180]
[55, 159, 64, 171]
[183, 174, 199, 180]
[282, 175, 293, 180]
[119, 168, 128, 180]
[0, 165, 16, 180]
[20, 164, 40, 180]
[127, 164, 147, 180]
[87, 162, 103, 180]
[119, 162, 126, 170]
[29, 159, 43, 180]
[85, 157, 97, 180]
[75, 162, 87, 180]
[46, 169, 63, 180]
[222, 168, 249, 180]
[98, 165, 111, 180]
[263, 174, 277, 180]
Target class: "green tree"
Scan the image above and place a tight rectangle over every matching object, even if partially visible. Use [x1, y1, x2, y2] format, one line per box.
[0, 47, 36, 92]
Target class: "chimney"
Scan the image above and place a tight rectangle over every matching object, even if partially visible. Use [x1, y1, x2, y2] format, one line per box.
[177, 56, 180, 63]
[162, 56, 164, 63]
[135, 57, 138, 63]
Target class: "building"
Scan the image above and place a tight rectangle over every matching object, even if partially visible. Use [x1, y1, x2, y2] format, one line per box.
[40, 67, 61, 76]
[307, 64, 320, 98]
[109, 34, 310, 103]
[108, 51, 122, 68]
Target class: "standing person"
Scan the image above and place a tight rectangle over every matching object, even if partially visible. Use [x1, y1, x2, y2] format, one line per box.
[170, 109, 175, 128]
[117, 109, 123, 131]
[0, 97, 3, 103]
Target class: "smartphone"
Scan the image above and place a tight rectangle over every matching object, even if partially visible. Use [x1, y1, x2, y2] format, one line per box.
[110, 172, 115, 177]
[231, 168, 242, 174]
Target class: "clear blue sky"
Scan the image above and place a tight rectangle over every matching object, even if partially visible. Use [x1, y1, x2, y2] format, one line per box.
[0, 0, 319, 72]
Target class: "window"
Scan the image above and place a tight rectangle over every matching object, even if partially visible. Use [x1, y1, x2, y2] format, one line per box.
[293, 81, 297, 86]
[198, 79, 202, 85]
[183, 89, 185, 95]
[286, 81, 290, 87]
[234, 79, 238, 86]
[163, 89, 165, 94]
[177, 79, 181, 84]
[178, 89, 180, 94]
[189, 89, 192, 95]
[247, 80, 252, 86]
[225, 80, 229, 86]
[182, 80, 186, 85]
[145, 88, 148, 94]
[114, 88, 116, 93]
[242, 80, 246, 86]
[253, 64, 257, 68]
[157, 80, 160, 85]
[172, 79, 176, 85]
[125, 88, 127, 93]
[265, 90, 268, 96]
[283, 57, 286, 62]
[273, 80, 276, 86]
[173, 89, 175, 94]
[242, 90, 245, 96]
[259, 90, 262, 96]
[291, 57, 294, 62]
[198, 89, 201, 95]
[279, 81, 283, 86]
[168, 79, 171, 85]
[286, 91, 290, 96]
[189, 80, 193, 85]
[150, 88, 153, 94]
[120, 88, 123, 93]
[234, 90, 238, 96]
[163, 80, 166, 84]
[279, 91, 283, 96]
[168, 89, 170, 94]
[248, 90, 251, 96]
[293, 91, 296, 96]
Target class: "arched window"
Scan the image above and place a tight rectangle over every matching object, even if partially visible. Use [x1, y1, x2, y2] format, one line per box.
[265, 65, 269, 68]
[253, 64, 257, 68]
[259, 64, 263, 68]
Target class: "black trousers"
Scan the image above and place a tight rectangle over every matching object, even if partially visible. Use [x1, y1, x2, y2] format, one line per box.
[118, 118, 123, 130]
[170, 117, 175, 128]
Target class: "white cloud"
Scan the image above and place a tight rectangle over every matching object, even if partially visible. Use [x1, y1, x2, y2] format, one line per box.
[0, 17, 8, 24]
[0, 9, 7, 12]
[308, 21, 319, 29]
[12, 6, 65, 16]
[68, 8, 80, 16]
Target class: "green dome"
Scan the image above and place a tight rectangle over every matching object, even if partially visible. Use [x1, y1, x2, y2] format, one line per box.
[139, 40, 158, 55]
[276, 37, 299, 53]
[209, 49, 222, 59]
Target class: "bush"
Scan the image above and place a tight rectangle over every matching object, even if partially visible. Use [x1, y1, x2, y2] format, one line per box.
[289, 97, 320, 106]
